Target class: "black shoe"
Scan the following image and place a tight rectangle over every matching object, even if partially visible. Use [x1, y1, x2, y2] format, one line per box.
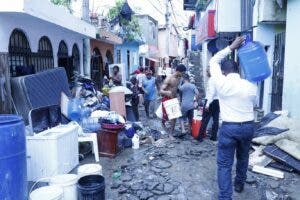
[196, 137, 204, 142]
[210, 137, 217, 141]
[234, 183, 244, 193]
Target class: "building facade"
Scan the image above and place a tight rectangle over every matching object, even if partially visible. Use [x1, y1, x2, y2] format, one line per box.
[136, 15, 159, 68]
[0, 0, 96, 113]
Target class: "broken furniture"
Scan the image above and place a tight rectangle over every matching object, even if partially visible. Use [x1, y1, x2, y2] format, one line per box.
[97, 128, 121, 158]
[78, 132, 99, 162]
[11, 67, 71, 124]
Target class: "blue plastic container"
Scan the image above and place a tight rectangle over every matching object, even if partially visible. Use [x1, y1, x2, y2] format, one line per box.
[68, 98, 82, 122]
[238, 37, 271, 82]
[0, 115, 27, 200]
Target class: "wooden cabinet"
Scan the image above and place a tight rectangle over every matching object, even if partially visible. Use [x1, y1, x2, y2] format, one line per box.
[97, 128, 121, 158]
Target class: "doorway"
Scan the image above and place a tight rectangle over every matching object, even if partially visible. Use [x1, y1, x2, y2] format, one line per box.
[91, 48, 103, 89]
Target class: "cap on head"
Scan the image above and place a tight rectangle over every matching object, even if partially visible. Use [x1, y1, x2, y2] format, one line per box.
[176, 64, 186, 73]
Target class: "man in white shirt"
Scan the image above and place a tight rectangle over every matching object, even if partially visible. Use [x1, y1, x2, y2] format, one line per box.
[209, 36, 257, 200]
[197, 68, 219, 141]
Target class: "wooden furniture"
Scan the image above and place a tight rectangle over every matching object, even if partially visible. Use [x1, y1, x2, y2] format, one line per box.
[97, 128, 121, 158]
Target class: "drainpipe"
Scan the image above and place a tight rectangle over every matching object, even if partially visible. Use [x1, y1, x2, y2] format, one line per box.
[82, 0, 91, 77]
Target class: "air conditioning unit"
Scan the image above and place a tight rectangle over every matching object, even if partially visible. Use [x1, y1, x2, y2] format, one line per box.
[258, 0, 286, 24]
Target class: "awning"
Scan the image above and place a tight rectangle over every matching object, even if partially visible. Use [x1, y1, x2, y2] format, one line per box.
[146, 57, 159, 62]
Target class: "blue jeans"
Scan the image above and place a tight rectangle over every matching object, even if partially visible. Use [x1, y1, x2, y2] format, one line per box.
[217, 122, 254, 200]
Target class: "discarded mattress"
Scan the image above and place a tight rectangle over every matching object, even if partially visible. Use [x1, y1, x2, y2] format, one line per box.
[11, 67, 71, 124]
[264, 145, 300, 173]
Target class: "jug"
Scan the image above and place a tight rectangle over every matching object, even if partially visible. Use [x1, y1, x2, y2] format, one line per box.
[132, 134, 139, 149]
[237, 36, 271, 82]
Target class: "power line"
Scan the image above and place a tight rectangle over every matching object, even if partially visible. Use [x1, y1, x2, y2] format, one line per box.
[145, 0, 165, 16]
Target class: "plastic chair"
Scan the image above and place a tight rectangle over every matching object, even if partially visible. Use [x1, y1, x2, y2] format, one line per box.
[78, 131, 99, 163]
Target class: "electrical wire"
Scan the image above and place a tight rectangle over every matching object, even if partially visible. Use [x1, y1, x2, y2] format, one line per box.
[145, 0, 165, 16]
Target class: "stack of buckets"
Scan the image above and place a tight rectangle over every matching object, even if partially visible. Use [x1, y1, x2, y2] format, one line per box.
[29, 164, 104, 200]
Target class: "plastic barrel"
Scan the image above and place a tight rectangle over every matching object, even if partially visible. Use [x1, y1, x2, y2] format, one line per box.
[238, 38, 271, 82]
[0, 115, 27, 200]
[77, 175, 105, 200]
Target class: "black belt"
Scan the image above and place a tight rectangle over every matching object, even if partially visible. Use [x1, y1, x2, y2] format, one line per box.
[222, 121, 254, 125]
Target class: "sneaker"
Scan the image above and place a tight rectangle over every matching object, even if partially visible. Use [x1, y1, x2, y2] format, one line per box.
[210, 136, 217, 141]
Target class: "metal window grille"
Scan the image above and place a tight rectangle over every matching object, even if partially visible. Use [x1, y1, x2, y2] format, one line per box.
[241, 0, 254, 32]
[36, 36, 54, 72]
[8, 29, 32, 77]
[72, 44, 80, 72]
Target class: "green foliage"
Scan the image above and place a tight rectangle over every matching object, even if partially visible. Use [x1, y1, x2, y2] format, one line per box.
[108, 0, 142, 42]
[51, 0, 72, 13]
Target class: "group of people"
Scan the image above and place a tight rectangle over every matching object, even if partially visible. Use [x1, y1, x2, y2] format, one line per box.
[157, 37, 257, 200]
[112, 36, 257, 200]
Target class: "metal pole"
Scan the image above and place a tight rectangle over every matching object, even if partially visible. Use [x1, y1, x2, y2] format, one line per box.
[165, 0, 170, 67]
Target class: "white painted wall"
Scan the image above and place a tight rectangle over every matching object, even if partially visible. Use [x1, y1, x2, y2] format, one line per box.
[0, 13, 85, 73]
[216, 0, 241, 32]
[282, 0, 300, 119]
[253, 25, 275, 113]
[0, 0, 95, 38]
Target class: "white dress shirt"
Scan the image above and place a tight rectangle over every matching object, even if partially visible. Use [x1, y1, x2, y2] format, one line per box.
[209, 46, 257, 122]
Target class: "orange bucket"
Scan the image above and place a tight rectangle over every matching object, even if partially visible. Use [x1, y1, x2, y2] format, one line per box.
[191, 118, 202, 139]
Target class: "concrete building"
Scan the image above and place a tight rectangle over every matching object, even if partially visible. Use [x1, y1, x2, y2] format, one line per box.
[158, 24, 181, 67]
[136, 15, 159, 68]
[114, 41, 140, 80]
[0, 0, 96, 113]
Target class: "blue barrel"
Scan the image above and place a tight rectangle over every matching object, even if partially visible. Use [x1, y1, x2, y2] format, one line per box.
[237, 38, 271, 82]
[0, 115, 27, 200]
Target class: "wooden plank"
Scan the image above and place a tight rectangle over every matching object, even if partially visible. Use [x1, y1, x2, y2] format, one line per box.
[252, 165, 284, 179]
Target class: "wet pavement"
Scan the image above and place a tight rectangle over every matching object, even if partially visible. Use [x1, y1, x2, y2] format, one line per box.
[28, 106, 300, 199]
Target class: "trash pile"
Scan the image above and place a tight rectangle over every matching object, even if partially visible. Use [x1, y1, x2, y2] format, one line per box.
[249, 111, 300, 178]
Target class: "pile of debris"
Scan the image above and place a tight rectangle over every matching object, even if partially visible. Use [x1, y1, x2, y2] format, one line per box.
[249, 111, 300, 178]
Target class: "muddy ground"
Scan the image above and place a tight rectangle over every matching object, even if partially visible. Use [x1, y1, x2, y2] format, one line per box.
[94, 113, 300, 200]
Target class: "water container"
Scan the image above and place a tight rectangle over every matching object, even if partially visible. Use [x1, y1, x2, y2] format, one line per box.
[237, 37, 271, 82]
[132, 134, 140, 149]
[81, 117, 101, 132]
[0, 115, 27, 200]
[30, 186, 63, 200]
[49, 174, 78, 200]
[77, 175, 105, 200]
[68, 98, 82, 122]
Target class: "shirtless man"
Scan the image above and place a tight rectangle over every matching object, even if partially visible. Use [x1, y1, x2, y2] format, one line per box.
[160, 64, 186, 139]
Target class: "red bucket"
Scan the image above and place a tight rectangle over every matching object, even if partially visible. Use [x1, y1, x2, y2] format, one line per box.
[191, 118, 201, 139]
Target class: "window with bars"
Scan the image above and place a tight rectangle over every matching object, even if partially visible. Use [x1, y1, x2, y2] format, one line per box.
[57, 41, 68, 58]
[72, 44, 80, 72]
[35, 36, 54, 72]
[8, 29, 32, 77]
[116, 49, 121, 63]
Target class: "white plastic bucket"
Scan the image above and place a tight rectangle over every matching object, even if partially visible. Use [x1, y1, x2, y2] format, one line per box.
[163, 98, 182, 120]
[30, 186, 63, 200]
[77, 164, 102, 178]
[49, 174, 78, 200]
